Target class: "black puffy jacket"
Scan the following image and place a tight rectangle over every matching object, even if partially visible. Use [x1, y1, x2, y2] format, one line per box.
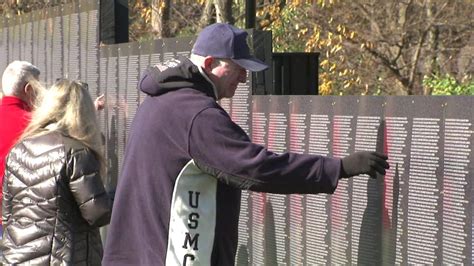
[2, 131, 112, 265]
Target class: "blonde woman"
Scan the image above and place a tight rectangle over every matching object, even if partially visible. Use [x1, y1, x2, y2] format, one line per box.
[2, 79, 112, 265]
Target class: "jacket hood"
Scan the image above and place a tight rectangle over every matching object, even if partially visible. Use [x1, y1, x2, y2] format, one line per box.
[139, 57, 216, 99]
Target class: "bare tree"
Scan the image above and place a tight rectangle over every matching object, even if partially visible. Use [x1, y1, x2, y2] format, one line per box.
[423, 0, 439, 95]
[199, 0, 234, 30]
[151, 0, 171, 38]
[313, 0, 473, 95]
[200, 0, 215, 29]
[214, 0, 233, 24]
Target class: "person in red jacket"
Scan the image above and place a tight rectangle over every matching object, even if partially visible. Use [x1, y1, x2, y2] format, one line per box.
[0, 61, 41, 177]
[0, 61, 42, 236]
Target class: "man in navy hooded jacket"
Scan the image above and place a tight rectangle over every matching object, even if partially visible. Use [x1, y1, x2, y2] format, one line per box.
[103, 23, 389, 265]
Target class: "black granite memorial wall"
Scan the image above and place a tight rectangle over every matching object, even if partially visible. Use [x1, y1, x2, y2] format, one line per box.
[1, 3, 473, 264]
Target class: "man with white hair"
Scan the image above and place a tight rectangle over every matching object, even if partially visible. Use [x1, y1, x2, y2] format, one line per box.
[0, 61, 41, 240]
[0, 60, 41, 194]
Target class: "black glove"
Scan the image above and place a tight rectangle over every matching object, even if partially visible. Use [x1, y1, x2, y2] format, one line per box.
[340, 151, 389, 178]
